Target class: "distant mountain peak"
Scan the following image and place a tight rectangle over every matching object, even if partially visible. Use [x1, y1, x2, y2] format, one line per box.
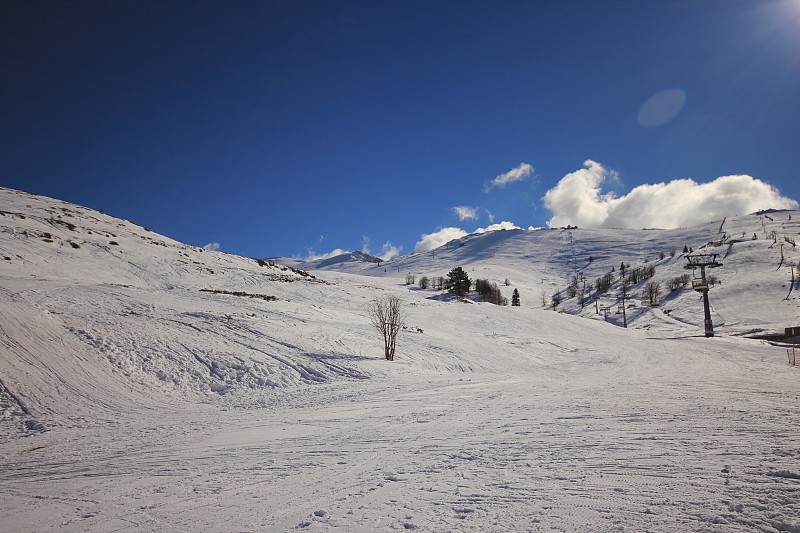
[315, 250, 383, 268]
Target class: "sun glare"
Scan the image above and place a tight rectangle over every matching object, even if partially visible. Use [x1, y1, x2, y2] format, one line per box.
[739, 0, 800, 78]
[770, 0, 800, 30]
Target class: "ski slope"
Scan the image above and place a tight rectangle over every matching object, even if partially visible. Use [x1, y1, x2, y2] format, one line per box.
[1, 186, 799, 532]
[296, 212, 800, 338]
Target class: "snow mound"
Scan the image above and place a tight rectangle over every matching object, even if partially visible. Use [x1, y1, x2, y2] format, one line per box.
[0, 188, 377, 432]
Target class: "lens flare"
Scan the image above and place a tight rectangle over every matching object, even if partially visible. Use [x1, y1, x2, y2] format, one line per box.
[637, 89, 686, 128]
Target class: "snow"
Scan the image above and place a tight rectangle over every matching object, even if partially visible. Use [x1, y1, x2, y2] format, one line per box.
[1, 186, 799, 532]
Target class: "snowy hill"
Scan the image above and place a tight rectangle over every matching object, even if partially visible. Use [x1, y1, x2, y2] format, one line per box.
[0, 187, 354, 428]
[2, 186, 800, 532]
[307, 250, 384, 269]
[264, 250, 384, 271]
[291, 214, 800, 337]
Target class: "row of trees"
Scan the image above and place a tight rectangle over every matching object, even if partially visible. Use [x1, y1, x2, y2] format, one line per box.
[556, 252, 708, 311]
[622, 264, 656, 285]
[596, 272, 615, 293]
[447, 267, 520, 306]
[475, 278, 509, 306]
[554, 261, 665, 310]
[417, 275, 446, 290]
[666, 273, 691, 292]
[413, 267, 521, 306]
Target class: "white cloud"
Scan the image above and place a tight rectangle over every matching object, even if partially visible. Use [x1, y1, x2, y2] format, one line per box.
[203, 242, 221, 251]
[301, 248, 350, 261]
[414, 227, 468, 253]
[542, 160, 617, 228]
[379, 241, 402, 261]
[484, 163, 534, 192]
[452, 206, 479, 221]
[543, 160, 799, 229]
[361, 236, 401, 260]
[474, 221, 520, 234]
[485, 209, 495, 223]
[414, 221, 531, 253]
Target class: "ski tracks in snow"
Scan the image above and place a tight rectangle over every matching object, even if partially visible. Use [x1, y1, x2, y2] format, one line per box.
[4, 340, 799, 532]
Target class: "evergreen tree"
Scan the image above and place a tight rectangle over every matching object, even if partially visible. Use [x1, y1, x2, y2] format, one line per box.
[511, 288, 520, 306]
[445, 266, 471, 297]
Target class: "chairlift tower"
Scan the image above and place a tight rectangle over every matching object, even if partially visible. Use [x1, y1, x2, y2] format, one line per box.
[685, 253, 723, 337]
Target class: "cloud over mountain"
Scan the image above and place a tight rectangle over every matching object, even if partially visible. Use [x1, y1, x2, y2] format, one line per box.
[414, 227, 468, 253]
[413, 222, 523, 253]
[474, 221, 520, 234]
[362, 235, 401, 261]
[378, 241, 402, 261]
[544, 160, 799, 229]
[302, 248, 350, 261]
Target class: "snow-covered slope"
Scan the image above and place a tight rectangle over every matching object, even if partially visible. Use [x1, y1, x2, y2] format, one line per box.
[0, 187, 362, 431]
[291, 212, 800, 336]
[2, 186, 800, 532]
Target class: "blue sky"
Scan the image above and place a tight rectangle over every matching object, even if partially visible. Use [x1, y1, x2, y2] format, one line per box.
[2, 0, 799, 260]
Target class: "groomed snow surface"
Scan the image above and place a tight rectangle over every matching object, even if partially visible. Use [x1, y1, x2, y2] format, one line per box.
[1, 186, 799, 532]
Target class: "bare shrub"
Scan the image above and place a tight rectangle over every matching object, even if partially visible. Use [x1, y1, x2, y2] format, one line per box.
[666, 274, 691, 292]
[644, 281, 661, 305]
[551, 292, 562, 309]
[596, 272, 614, 293]
[368, 295, 405, 361]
